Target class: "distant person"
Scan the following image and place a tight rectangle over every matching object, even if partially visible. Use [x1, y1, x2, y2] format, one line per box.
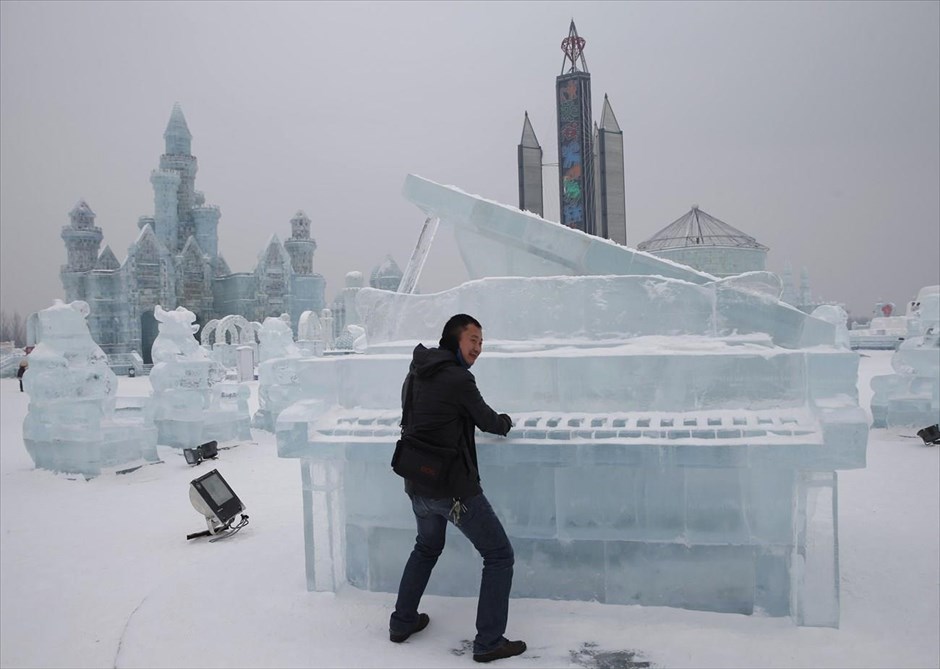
[389, 314, 526, 663]
[16, 355, 28, 392]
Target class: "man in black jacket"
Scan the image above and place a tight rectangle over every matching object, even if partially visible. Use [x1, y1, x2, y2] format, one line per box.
[389, 314, 527, 663]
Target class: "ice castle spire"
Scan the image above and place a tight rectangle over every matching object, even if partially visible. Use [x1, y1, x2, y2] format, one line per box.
[60, 199, 104, 303]
[164, 102, 192, 155]
[284, 210, 317, 275]
[800, 266, 813, 307]
[156, 103, 199, 252]
[61, 199, 102, 272]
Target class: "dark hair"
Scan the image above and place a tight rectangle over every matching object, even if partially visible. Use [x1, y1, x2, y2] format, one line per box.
[439, 314, 482, 352]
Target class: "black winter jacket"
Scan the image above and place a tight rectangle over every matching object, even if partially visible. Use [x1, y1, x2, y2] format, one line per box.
[401, 344, 510, 499]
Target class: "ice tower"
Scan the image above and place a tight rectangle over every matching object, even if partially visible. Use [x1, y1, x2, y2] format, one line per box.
[556, 20, 595, 234]
[518, 112, 544, 217]
[274, 174, 868, 628]
[594, 95, 626, 245]
[518, 22, 626, 243]
[284, 210, 317, 275]
[61, 200, 103, 275]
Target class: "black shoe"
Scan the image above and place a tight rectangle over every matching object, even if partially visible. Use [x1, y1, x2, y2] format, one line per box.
[473, 639, 527, 663]
[389, 613, 430, 643]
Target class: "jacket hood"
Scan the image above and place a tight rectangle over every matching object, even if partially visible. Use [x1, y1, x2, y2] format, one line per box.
[410, 343, 458, 379]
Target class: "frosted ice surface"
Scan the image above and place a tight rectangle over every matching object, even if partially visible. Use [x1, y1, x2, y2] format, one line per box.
[710, 270, 784, 300]
[275, 175, 868, 627]
[359, 273, 830, 351]
[334, 325, 368, 352]
[811, 304, 850, 349]
[22, 300, 158, 477]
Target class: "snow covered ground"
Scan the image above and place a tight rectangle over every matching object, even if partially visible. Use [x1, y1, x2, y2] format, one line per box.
[1, 350, 937, 668]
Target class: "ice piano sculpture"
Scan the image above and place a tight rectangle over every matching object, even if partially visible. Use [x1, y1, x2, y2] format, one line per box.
[276, 175, 868, 627]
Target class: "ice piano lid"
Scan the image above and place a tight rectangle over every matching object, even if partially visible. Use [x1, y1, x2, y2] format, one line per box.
[354, 175, 840, 351]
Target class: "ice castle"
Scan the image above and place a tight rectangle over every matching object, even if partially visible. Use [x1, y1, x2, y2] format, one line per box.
[59, 104, 326, 367]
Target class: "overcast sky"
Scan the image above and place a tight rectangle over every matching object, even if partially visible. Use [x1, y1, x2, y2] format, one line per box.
[1, 1, 938, 320]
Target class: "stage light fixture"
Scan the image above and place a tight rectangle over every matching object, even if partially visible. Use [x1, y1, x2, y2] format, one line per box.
[200, 440, 218, 459]
[916, 424, 940, 446]
[186, 468, 249, 541]
[183, 440, 219, 466]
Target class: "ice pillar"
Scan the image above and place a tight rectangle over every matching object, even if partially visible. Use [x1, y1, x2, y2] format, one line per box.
[301, 460, 346, 591]
[792, 471, 840, 627]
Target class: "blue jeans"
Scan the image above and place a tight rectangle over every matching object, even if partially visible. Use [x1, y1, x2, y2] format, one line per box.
[390, 493, 515, 655]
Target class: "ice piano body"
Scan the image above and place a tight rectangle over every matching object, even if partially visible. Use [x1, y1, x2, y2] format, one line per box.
[276, 175, 868, 627]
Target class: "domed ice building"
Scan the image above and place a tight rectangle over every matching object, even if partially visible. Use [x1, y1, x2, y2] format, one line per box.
[636, 205, 769, 278]
[369, 255, 404, 292]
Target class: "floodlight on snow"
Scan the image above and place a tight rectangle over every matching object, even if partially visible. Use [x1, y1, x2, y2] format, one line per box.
[186, 468, 249, 541]
[916, 424, 940, 446]
[183, 440, 219, 466]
